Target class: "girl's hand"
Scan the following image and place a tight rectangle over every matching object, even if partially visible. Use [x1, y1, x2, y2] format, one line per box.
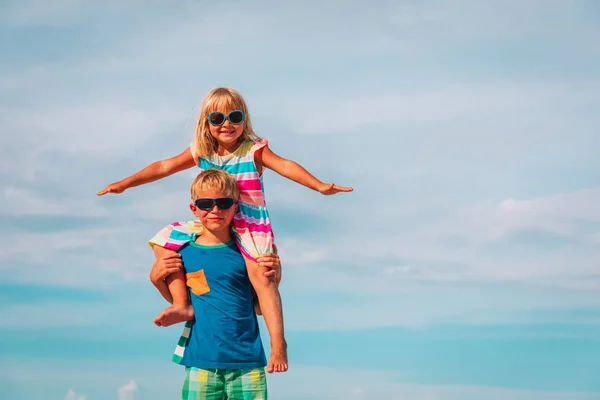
[97, 181, 126, 196]
[257, 252, 282, 283]
[318, 182, 354, 195]
[150, 250, 183, 285]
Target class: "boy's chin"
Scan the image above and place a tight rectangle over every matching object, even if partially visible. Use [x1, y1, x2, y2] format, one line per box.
[204, 222, 231, 231]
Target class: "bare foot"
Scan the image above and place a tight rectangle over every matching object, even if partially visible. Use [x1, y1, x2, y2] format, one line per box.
[154, 305, 194, 327]
[267, 346, 288, 373]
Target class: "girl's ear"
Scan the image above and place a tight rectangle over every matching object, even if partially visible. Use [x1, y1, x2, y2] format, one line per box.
[189, 203, 196, 212]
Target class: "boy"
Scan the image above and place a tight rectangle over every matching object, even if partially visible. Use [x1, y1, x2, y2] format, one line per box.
[151, 168, 287, 398]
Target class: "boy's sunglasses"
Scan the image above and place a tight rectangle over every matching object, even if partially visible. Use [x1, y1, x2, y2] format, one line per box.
[207, 110, 245, 126]
[194, 197, 236, 211]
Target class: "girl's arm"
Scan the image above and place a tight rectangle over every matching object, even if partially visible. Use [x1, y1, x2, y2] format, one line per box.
[257, 146, 353, 195]
[97, 147, 196, 195]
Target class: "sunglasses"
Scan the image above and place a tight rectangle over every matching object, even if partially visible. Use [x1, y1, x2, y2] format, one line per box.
[207, 110, 245, 126]
[194, 197, 236, 211]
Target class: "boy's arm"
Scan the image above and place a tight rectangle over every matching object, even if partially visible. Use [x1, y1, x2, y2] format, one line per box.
[97, 147, 196, 195]
[246, 260, 286, 348]
[149, 245, 183, 304]
[257, 252, 282, 285]
[257, 146, 353, 195]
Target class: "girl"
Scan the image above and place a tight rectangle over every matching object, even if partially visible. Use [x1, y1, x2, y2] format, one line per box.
[98, 87, 353, 372]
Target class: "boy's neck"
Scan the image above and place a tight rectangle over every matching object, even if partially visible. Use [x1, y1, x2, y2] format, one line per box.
[195, 227, 233, 246]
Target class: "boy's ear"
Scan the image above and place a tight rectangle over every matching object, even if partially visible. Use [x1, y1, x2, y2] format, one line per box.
[189, 203, 196, 212]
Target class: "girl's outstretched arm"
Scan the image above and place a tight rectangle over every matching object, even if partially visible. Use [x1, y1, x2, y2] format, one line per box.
[97, 148, 196, 195]
[257, 146, 353, 195]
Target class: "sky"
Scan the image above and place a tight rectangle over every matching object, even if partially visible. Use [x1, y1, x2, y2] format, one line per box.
[1, 0, 600, 398]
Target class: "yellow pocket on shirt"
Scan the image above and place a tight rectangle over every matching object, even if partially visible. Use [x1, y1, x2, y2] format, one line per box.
[186, 270, 210, 296]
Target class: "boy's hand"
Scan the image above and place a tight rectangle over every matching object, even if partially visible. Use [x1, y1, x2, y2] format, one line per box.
[97, 181, 126, 196]
[150, 251, 183, 285]
[257, 253, 282, 283]
[318, 182, 353, 195]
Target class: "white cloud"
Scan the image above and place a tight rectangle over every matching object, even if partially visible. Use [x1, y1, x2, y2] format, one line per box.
[0, 103, 186, 157]
[6, 359, 600, 400]
[270, 186, 600, 329]
[0, 0, 150, 27]
[1, 0, 599, 332]
[495, 188, 600, 234]
[118, 380, 139, 400]
[1, 302, 112, 329]
[1, 357, 181, 400]
[1, 186, 110, 217]
[266, 81, 600, 138]
[275, 185, 600, 288]
[0, 3, 598, 399]
[65, 388, 86, 400]
[2, 180, 600, 330]
[279, 86, 535, 134]
[0, 0, 87, 27]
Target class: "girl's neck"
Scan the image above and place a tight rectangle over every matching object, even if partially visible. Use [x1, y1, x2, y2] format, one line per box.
[216, 140, 242, 156]
[194, 228, 233, 246]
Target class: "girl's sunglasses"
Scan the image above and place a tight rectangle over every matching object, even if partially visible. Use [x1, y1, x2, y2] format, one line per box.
[194, 197, 236, 211]
[207, 110, 245, 126]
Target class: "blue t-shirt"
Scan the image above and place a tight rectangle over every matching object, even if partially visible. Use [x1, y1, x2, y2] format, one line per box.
[178, 240, 266, 369]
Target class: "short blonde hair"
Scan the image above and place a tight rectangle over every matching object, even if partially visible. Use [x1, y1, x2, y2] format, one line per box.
[194, 87, 260, 158]
[190, 168, 240, 201]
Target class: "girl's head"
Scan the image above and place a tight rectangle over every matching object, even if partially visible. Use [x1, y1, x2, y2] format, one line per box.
[195, 87, 259, 157]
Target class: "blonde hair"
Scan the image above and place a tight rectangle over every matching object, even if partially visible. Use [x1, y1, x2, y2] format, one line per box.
[194, 87, 260, 158]
[190, 168, 240, 201]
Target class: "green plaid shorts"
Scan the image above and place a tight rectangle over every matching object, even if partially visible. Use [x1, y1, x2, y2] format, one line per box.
[181, 366, 267, 400]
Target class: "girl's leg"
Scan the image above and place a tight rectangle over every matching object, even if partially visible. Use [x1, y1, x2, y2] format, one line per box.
[152, 246, 194, 327]
[150, 222, 201, 327]
[154, 270, 195, 327]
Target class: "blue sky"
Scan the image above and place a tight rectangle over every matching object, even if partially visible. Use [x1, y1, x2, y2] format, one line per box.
[1, 0, 600, 398]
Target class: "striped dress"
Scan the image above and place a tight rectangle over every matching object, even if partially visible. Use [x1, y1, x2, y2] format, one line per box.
[149, 139, 274, 260]
[149, 139, 275, 362]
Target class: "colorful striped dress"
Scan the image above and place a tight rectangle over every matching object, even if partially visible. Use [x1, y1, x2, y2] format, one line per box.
[149, 139, 275, 362]
[149, 139, 274, 260]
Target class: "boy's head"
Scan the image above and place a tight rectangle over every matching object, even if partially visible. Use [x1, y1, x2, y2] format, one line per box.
[189, 169, 239, 232]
